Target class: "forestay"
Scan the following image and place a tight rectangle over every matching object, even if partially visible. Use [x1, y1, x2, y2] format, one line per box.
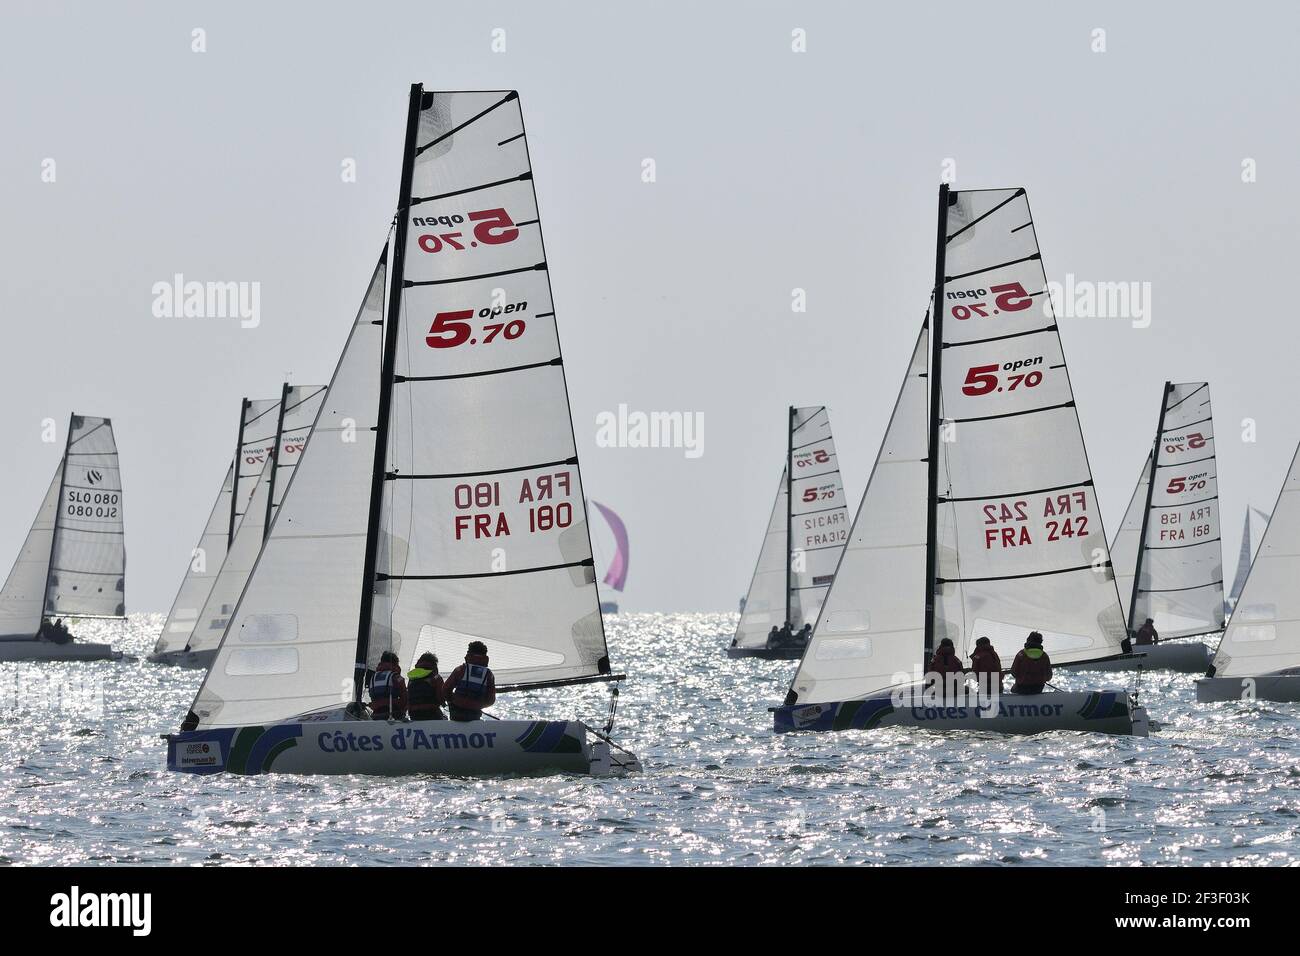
[45, 416, 126, 620]
[379, 89, 610, 687]
[788, 328, 929, 703]
[188, 256, 387, 728]
[0, 465, 62, 639]
[1211, 442, 1300, 678]
[1125, 383, 1224, 639]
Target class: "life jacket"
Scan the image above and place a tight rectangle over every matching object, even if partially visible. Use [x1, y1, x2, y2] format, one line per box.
[1135, 623, 1158, 646]
[449, 655, 493, 711]
[970, 646, 1001, 674]
[407, 667, 444, 719]
[369, 663, 405, 717]
[1012, 647, 1052, 687]
[928, 648, 964, 676]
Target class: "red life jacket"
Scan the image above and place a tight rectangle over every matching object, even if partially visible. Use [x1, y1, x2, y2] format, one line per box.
[448, 654, 495, 712]
[369, 662, 407, 718]
[970, 646, 1001, 674]
[1012, 647, 1052, 687]
[928, 648, 964, 676]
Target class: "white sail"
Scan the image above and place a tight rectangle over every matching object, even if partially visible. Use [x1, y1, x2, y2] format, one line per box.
[183, 385, 327, 658]
[788, 407, 851, 629]
[378, 89, 610, 687]
[1110, 453, 1151, 616]
[189, 256, 387, 728]
[46, 415, 126, 619]
[153, 395, 284, 657]
[1229, 506, 1271, 603]
[789, 327, 929, 703]
[733, 470, 791, 649]
[934, 188, 1127, 666]
[1124, 383, 1224, 639]
[1211, 443, 1300, 678]
[0, 464, 63, 640]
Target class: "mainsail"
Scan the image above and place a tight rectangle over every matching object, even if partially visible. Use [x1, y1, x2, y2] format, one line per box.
[45, 415, 126, 620]
[181, 385, 326, 659]
[1114, 383, 1224, 640]
[734, 407, 850, 649]
[788, 186, 1127, 705]
[153, 395, 284, 657]
[189, 86, 618, 729]
[1229, 505, 1271, 604]
[1211, 443, 1300, 678]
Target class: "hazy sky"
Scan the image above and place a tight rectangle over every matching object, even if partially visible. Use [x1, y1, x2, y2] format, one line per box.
[1, 2, 1293, 613]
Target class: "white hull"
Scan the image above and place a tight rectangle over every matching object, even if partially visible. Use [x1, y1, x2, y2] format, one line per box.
[1196, 673, 1300, 703]
[775, 688, 1148, 737]
[1077, 641, 1213, 673]
[167, 716, 641, 778]
[147, 647, 216, 669]
[0, 639, 120, 662]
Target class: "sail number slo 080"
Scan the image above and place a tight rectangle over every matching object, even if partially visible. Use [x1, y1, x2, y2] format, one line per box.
[452, 471, 574, 540]
[65, 490, 119, 519]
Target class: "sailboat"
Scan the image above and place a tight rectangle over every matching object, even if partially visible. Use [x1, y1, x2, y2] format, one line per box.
[0, 414, 126, 661]
[165, 86, 639, 776]
[773, 186, 1148, 736]
[1089, 383, 1220, 672]
[150, 384, 325, 667]
[729, 406, 850, 659]
[1197, 442, 1300, 703]
[1227, 505, 1270, 615]
[589, 500, 628, 614]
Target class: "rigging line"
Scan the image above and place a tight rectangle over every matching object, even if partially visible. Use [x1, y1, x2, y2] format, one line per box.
[945, 188, 1024, 243]
[404, 262, 545, 288]
[1145, 537, 1221, 551]
[948, 399, 1075, 425]
[1155, 454, 1214, 469]
[1163, 383, 1208, 413]
[1137, 579, 1224, 593]
[1150, 494, 1218, 508]
[946, 252, 1040, 283]
[387, 455, 578, 480]
[395, 357, 562, 383]
[416, 90, 516, 156]
[938, 562, 1105, 585]
[379, 558, 592, 581]
[938, 478, 1093, 503]
[941, 321, 1055, 349]
[1161, 414, 1213, 432]
[411, 170, 532, 206]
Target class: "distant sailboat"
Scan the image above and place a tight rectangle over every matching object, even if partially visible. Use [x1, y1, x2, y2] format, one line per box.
[729, 406, 850, 659]
[0, 414, 125, 661]
[166, 86, 639, 777]
[1198, 444, 1300, 703]
[774, 186, 1148, 736]
[589, 500, 628, 614]
[1094, 382, 1220, 672]
[150, 384, 325, 667]
[1227, 505, 1270, 612]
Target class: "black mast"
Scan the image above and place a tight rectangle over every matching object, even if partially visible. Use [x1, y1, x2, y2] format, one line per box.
[354, 83, 423, 706]
[1127, 381, 1172, 640]
[263, 382, 291, 539]
[923, 184, 951, 668]
[785, 405, 795, 628]
[227, 398, 250, 547]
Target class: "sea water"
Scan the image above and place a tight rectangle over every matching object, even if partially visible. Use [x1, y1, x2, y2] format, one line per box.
[0, 613, 1295, 865]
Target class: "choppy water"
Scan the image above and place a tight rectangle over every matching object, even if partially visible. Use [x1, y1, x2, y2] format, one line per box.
[1, 613, 1296, 866]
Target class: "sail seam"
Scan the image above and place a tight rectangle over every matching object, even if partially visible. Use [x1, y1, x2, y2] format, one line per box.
[938, 562, 1105, 584]
[405, 263, 545, 288]
[1150, 494, 1217, 508]
[1155, 455, 1214, 468]
[411, 170, 532, 206]
[941, 321, 1054, 348]
[1137, 579, 1223, 593]
[395, 357, 562, 383]
[379, 558, 592, 581]
[386, 456, 578, 480]
[1144, 537, 1221, 551]
[938, 478, 1093, 503]
[948, 399, 1075, 424]
[945, 252, 1041, 282]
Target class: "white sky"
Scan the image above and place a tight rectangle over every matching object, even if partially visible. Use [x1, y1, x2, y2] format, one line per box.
[0, 1, 1291, 612]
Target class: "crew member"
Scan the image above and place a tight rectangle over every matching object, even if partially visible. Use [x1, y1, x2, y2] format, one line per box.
[444, 641, 497, 722]
[1135, 618, 1159, 646]
[1010, 632, 1052, 695]
[369, 650, 408, 720]
[927, 637, 965, 699]
[970, 636, 1003, 694]
[407, 652, 446, 721]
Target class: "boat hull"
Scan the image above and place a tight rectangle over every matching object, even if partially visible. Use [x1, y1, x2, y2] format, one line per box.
[147, 648, 216, 669]
[773, 689, 1148, 737]
[1078, 641, 1213, 673]
[1195, 674, 1300, 703]
[165, 717, 640, 777]
[726, 643, 805, 660]
[0, 639, 120, 662]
